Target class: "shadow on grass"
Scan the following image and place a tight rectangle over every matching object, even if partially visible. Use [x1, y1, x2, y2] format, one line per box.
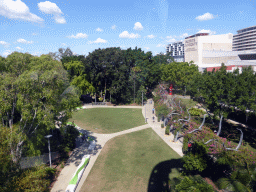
[147, 158, 183, 192]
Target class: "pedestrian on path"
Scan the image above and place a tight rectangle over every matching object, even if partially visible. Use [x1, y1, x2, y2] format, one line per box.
[152, 116, 155, 123]
[152, 108, 155, 114]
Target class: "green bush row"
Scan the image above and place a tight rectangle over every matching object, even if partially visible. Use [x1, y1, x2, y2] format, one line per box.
[189, 108, 206, 116]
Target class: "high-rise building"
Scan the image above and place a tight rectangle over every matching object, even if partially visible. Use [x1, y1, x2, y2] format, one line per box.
[232, 26, 256, 51]
[232, 26, 256, 61]
[166, 41, 184, 62]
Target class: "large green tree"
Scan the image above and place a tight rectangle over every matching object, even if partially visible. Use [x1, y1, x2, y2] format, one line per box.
[0, 52, 81, 162]
[160, 61, 200, 94]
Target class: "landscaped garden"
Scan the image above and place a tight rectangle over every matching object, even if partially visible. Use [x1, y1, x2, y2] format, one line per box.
[80, 128, 183, 192]
[153, 83, 256, 191]
[68, 108, 146, 134]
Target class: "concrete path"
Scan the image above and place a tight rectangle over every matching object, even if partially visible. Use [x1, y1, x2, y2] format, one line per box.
[51, 101, 184, 192]
[142, 99, 184, 157]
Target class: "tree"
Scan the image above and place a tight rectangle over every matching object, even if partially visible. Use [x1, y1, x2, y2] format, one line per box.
[161, 61, 200, 94]
[0, 53, 81, 162]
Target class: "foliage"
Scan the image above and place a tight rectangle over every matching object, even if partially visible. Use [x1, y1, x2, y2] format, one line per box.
[188, 64, 256, 119]
[165, 126, 170, 135]
[12, 165, 56, 192]
[160, 61, 200, 94]
[61, 124, 80, 150]
[182, 142, 211, 174]
[174, 175, 214, 192]
[0, 125, 21, 192]
[0, 52, 81, 162]
[189, 108, 206, 116]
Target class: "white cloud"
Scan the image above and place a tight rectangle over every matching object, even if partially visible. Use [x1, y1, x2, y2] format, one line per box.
[32, 52, 42, 56]
[134, 22, 143, 31]
[88, 38, 107, 44]
[16, 46, 23, 50]
[166, 38, 176, 43]
[0, 41, 10, 47]
[38, 1, 66, 24]
[166, 35, 173, 39]
[67, 33, 88, 39]
[111, 25, 117, 30]
[2, 50, 12, 57]
[180, 33, 188, 38]
[61, 43, 67, 46]
[144, 47, 150, 50]
[119, 31, 141, 39]
[96, 28, 103, 32]
[197, 29, 216, 35]
[54, 15, 66, 24]
[156, 44, 166, 47]
[145, 35, 156, 39]
[17, 38, 33, 44]
[196, 12, 215, 21]
[0, 0, 44, 23]
[32, 33, 37, 35]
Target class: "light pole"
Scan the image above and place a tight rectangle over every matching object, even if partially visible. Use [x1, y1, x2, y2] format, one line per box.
[142, 90, 143, 107]
[144, 87, 148, 123]
[145, 100, 147, 123]
[45, 135, 52, 168]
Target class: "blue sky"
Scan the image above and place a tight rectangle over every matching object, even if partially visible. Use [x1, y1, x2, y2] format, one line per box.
[0, 0, 255, 57]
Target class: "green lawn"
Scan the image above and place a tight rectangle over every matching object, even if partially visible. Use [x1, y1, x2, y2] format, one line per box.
[68, 108, 146, 134]
[80, 128, 183, 192]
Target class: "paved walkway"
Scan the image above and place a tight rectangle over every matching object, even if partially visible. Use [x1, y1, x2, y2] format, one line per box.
[51, 101, 183, 192]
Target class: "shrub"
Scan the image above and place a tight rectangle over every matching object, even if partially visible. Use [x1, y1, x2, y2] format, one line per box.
[12, 165, 56, 192]
[189, 108, 206, 116]
[165, 126, 170, 135]
[182, 142, 212, 174]
[174, 175, 214, 192]
[161, 124, 164, 128]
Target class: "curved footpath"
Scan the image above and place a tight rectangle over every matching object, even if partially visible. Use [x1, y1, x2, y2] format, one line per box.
[51, 100, 183, 192]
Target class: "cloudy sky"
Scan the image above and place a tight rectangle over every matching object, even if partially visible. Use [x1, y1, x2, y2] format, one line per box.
[0, 0, 255, 57]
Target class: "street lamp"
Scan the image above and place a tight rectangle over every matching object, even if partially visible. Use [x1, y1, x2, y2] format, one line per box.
[45, 135, 52, 168]
[142, 90, 144, 107]
[145, 87, 148, 123]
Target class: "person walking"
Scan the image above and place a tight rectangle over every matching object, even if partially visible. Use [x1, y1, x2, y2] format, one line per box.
[152, 116, 155, 123]
[152, 107, 155, 114]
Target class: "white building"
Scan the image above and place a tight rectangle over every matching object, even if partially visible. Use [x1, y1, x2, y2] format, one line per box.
[166, 41, 184, 62]
[184, 33, 240, 71]
[233, 26, 256, 51]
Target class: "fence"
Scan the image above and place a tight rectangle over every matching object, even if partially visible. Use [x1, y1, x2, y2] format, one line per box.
[20, 152, 59, 169]
[91, 102, 107, 105]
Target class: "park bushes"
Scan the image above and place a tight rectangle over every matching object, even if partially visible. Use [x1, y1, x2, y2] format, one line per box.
[11, 165, 56, 192]
[174, 175, 214, 192]
[189, 108, 206, 116]
[165, 126, 170, 135]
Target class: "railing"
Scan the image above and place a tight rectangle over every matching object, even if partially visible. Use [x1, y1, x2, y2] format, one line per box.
[91, 102, 107, 105]
[20, 152, 59, 169]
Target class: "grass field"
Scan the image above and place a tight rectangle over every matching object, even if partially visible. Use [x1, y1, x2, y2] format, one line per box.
[80, 128, 183, 192]
[68, 108, 146, 134]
